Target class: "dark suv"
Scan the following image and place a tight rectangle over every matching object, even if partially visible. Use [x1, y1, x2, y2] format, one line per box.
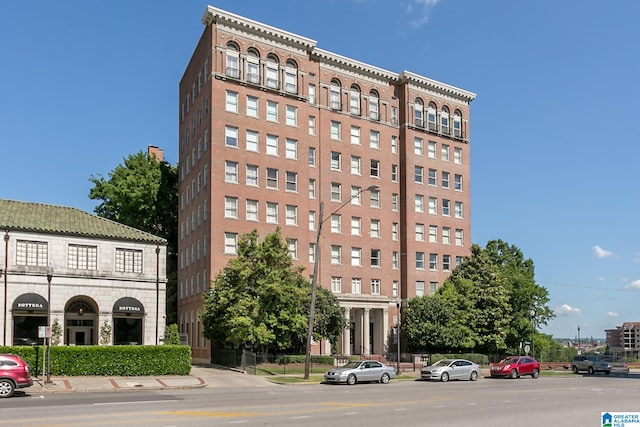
[571, 355, 611, 375]
[0, 354, 34, 397]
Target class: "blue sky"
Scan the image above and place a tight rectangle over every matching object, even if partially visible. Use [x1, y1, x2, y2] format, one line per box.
[2, 0, 639, 340]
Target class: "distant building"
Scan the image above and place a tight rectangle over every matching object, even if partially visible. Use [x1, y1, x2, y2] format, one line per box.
[0, 199, 167, 346]
[606, 322, 640, 356]
[179, 5, 476, 362]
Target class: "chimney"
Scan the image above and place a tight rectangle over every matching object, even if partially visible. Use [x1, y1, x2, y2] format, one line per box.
[148, 145, 164, 162]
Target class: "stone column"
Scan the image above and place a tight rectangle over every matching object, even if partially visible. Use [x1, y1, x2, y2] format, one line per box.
[363, 307, 370, 356]
[342, 307, 351, 356]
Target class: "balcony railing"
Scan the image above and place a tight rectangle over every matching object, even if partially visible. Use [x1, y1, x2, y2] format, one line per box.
[225, 67, 240, 79]
[266, 78, 279, 89]
[246, 73, 260, 84]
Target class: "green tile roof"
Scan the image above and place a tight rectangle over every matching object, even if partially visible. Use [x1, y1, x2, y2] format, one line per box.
[0, 199, 166, 244]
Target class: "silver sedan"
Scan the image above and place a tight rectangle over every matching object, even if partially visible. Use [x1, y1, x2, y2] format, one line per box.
[323, 360, 397, 385]
[420, 359, 480, 382]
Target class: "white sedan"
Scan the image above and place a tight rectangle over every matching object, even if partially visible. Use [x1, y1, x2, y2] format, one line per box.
[324, 360, 396, 385]
[421, 359, 480, 382]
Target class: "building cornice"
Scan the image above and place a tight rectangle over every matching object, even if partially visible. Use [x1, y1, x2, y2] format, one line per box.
[399, 71, 476, 104]
[312, 48, 398, 82]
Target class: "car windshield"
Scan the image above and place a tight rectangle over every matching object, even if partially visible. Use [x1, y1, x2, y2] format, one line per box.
[499, 357, 519, 365]
[340, 362, 363, 369]
[433, 359, 453, 367]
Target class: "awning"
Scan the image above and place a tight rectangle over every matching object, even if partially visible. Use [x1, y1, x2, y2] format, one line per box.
[113, 297, 145, 315]
[13, 293, 48, 313]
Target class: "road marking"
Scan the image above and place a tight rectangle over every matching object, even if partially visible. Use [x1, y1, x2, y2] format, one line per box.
[94, 400, 179, 406]
[394, 408, 407, 411]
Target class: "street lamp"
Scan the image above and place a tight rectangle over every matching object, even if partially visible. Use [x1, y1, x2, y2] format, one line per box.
[155, 244, 160, 346]
[3, 229, 9, 346]
[46, 265, 53, 384]
[396, 298, 401, 375]
[577, 324, 581, 355]
[303, 185, 378, 380]
[530, 309, 535, 358]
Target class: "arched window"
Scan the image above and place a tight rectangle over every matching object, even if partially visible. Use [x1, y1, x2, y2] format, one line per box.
[284, 59, 298, 94]
[266, 54, 279, 89]
[415, 98, 424, 127]
[246, 48, 260, 84]
[330, 78, 342, 110]
[441, 106, 450, 134]
[427, 102, 437, 131]
[225, 42, 240, 78]
[369, 90, 380, 121]
[350, 84, 361, 115]
[453, 109, 463, 138]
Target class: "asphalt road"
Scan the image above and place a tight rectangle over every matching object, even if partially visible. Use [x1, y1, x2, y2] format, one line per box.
[1, 373, 638, 426]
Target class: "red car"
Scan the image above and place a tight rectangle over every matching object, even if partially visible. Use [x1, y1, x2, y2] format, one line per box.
[490, 356, 540, 379]
[0, 354, 34, 398]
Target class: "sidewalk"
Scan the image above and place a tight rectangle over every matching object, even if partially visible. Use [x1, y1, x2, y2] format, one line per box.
[28, 364, 274, 394]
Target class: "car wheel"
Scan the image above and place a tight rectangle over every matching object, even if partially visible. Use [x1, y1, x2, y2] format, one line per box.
[588, 366, 594, 375]
[605, 371, 611, 375]
[380, 373, 390, 384]
[0, 379, 15, 398]
[470, 371, 478, 381]
[572, 366, 578, 374]
[441, 372, 449, 382]
[532, 369, 539, 379]
[347, 374, 357, 386]
[509, 369, 518, 379]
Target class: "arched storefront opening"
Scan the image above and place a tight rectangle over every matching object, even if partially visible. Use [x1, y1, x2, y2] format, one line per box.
[12, 293, 48, 346]
[112, 297, 145, 345]
[65, 297, 98, 345]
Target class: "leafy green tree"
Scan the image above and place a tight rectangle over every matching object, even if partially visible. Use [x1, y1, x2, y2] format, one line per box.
[163, 324, 180, 345]
[88, 151, 178, 324]
[201, 229, 309, 353]
[308, 287, 349, 349]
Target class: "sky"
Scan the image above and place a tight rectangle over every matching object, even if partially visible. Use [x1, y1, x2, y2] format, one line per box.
[2, 0, 639, 340]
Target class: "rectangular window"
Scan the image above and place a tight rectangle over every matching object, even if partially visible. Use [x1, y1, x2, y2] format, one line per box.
[370, 189, 380, 208]
[428, 169, 437, 186]
[391, 136, 398, 154]
[287, 239, 298, 259]
[429, 253, 438, 270]
[351, 186, 362, 205]
[16, 240, 47, 266]
[309, 179, 316, 198]
[455, 202, 464, 218]
[391, 164, 398, 182]
[266, 134, 278, 156]
[429, 225, 438, 243]
[350, 91, 360, 115]
[286, 105, 297, 126]
[442, 227, 451, 244]
[443, 255, 451, 272]
[246, 164, 258, 186]
[115, 248, 143, 273]
[370, 130, 380, 149]
[351, 216, 361, 235]
[370, 219, 381, 238]
[308, 211, 316, 230]
[225, 126, 238, 147]
[331, 245, 342, 264]
[309, 116, 316, 135]
[331, 183, 341, 201]
[308, 84, 316, 104]
[330, 214, 342, 233]
[224, 233, 237, 255]
[416, 224, 425, 241]
[370, 249, 381, 267]
[456, 256, 463, 267]
[266, 202, 278, 223]
[350, 126, 360, 145]
[392, 252, 399, 269]
[246, 130, 259, 152]
[371, 279, 381, 295]
[225, 90, 238, 112]
[285, 205, 297, 225]
[442, 199, 451, 216]
[416, 281, 425, 297]
[309, 243, 316, 263]
[68, 244, 97, 270]
[415, 194, 424, 213]
[266, 100, 278, 122]
[351, 247, 361, 266]
[430, 282, 438, 296]
[352, 278, 362, 294]
[392, 222, 398, 241]
[350, 155, 361, 175]
[441, 144, 450, 161]
[370, 159, 380, 177]
[454, 147, 463, 164]
[428, 141, 436, 158]
[308, 147, 316, 166]
[429, 197, 437, 215]
[224, 196, 238, 218]
[246, 95, 258, 117]
[442, 171, 450, 189]
[454, 174, 463, 191]
[285, 139, 297, 159]
[246, 199, 258, 221]
[392, 280, 398, 297]
[331, 276, 342, 293]
[391, 193, 398, 211]
[286, 171, 297, 192]
[266, 168, 278, 189]
[330, 121, 341, 140]
[416, 252, 425, 269]
[225, 161, 238, 183]
[331, 151, 342, 170]
[414, 138, 423, 155]
[415, 166, 424, 184]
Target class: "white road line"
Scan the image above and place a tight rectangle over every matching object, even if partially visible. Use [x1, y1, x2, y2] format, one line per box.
[93, 400, 179, 406]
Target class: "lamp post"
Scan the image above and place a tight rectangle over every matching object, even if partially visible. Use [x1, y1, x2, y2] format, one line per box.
[530, 309, 535, 358]
[577, 324, 581, 355]
[303, 185, 378, 380]
[45, 265, 53, 384]
[3, 230, 9, 346]
[396, 298, 401, 375]
[155, 244, 160, 346]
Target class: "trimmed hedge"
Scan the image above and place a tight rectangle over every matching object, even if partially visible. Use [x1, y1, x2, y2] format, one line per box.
[0, 345, 191, 376]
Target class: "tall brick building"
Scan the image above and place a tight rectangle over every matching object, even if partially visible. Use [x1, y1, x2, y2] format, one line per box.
[179, 6, 475, 361]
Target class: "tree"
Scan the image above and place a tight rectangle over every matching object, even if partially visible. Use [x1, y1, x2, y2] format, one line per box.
[88, 151, 179, 324]
[163, 324, 180, 345]
[308, 287, 349, 350]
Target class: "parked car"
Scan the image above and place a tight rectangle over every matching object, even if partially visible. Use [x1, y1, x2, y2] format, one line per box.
[323, 360, 396, 385]
[0, 354, 34, 398]
[490, 356, 540, 379]
[571, 355, 611, 375]
[421, 358, 480, 382]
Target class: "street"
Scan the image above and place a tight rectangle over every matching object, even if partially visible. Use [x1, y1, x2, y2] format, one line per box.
[1, 374, 638, 426]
